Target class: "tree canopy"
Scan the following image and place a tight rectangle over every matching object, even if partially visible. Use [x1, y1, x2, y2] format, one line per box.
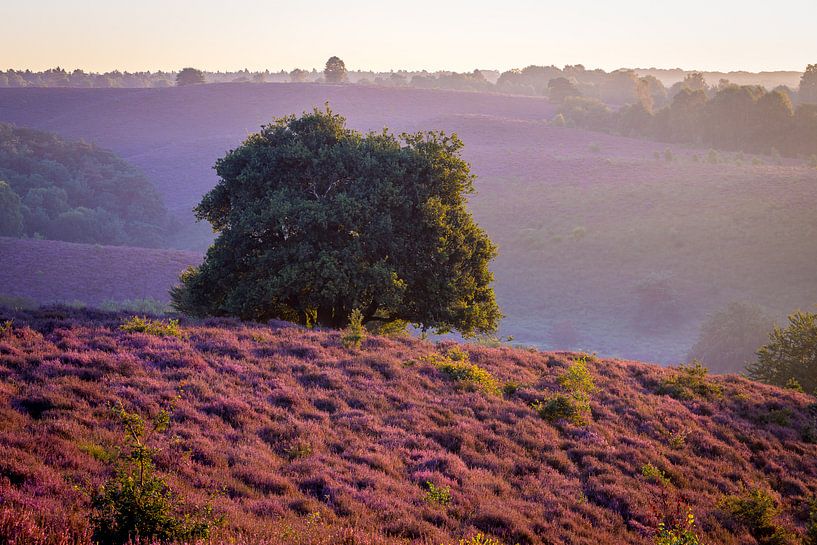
[747, 311, 817, 394]
[0, 124, 170, 246]
[324, 57, 348, 84]
[176, 68, 205, 86]
[171, 107, 501, 335]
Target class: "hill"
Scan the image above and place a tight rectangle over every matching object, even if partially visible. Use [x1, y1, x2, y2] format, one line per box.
[0, 237, 198, 306]
[1, 309, 816, 544]
[1, 84, 816, 362]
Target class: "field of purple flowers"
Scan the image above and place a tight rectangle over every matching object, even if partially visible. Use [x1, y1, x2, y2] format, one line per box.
[1, 308, 816, 544]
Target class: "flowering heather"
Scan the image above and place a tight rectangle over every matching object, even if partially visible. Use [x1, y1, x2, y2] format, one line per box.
[1, 308, 816, 544]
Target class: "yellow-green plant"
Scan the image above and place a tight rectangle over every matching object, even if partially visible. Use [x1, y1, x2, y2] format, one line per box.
[341, 309, 366, 349]
[120, 316, 182, 338]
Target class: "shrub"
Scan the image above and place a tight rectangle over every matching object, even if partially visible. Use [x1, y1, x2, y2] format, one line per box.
[456, 535, 504, 545]
[658, 360, 723, 401]
[101, 298, 172, 315]
[0, 294, 37, 311]
[423, 481, 451, 506]
[588, 143, 601, 153]
[655, 509, 702, 545]
[0, 320, 12, 337]
[707, 148, 720, 164]
[718, 488, 793, 545]
[92, 402, 219, 545]
[534, 356, 596, 426]
[664, 148, 674, 162]
[425, 347, 501, 395]
[120, 316, 181, 338]
[809, 154, 817, 169]
[641, 463, 671, 487]
[341, 309, 366, 349]
[747, 311, 817, 394]
[805, 499, 817, 545]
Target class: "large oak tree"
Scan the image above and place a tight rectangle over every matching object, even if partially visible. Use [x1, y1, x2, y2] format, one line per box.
[172, 108, 500, 335]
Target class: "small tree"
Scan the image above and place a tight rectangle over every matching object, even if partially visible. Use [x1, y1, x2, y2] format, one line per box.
[92, 402, 217, 545]
[324, 56, 348, 84]
[0, 181, 22, 236]
[800, 64, 817, 104]
[748, 311, 817, 394]
[172, 107, 500, 336]
[175, 68, 205, 86]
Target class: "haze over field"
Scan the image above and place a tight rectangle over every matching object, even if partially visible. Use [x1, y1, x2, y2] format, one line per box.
[1, 2, 817, 545]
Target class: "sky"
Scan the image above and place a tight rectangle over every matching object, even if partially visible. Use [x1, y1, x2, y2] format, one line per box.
[2, 0, 816, 73]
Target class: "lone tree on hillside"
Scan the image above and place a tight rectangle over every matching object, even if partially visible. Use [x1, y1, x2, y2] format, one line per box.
[171, 107, 501, 335]
[176, 68, 205, 86]
[324, 56, 348, 83]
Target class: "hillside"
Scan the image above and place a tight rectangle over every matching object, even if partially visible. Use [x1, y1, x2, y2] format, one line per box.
[1, 84, 816, 362]
[0, 237, 198, 306]
[0, 309, 816, 544]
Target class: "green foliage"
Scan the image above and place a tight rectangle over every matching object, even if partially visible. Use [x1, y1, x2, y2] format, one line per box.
[424, 348, 501, 395]
[658, 360, 723, 401]
[172, 107, 500, 336]
[0, 123, 169, 246]
[423, 481, 451, 506]
[91, 402, 218, 545]
[284, 440, 313, 460]
[324, 56, 348, 83]
[655, 510, 703, 545]
[341, 309, 367, 349]
[0, 180, 22, 236]
[641, 463, 671, 487]
[535, 356, 596, 426]
[748, 311, 817, 394]
[176, 68, 204, 86]
[120, 316, 182, 338]
[805, 499, 817, 545]
[688, 302, 774, 374]
[718, 489, 793, 545]
[0, 319, 13, 337]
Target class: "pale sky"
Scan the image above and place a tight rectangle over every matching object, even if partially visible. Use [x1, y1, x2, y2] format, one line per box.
[2, 0, 815, 73]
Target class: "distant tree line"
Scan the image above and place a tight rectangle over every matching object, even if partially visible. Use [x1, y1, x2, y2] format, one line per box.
[0, 124, 171, 246]
[4, 62, 814, 110]
[558, 71, 817, 157]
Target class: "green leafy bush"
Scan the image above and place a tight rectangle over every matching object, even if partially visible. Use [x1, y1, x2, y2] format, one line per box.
[655, 509, 702, 545]
[534, 356, 596, 426]
[120, 316, 181, 338]
[658, 360, 722, 401]
[92, 402, 219, 545]
[718, 488, 793, 545]
[642, 463, 671, 487]
[424, 348, 501, 395]
[341, 309, 366, 349]
[423, 481, 451, 506]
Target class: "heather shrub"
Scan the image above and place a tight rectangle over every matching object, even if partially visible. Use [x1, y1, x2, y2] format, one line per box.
[658, 360, 722, 401]
[120, 316, 181, 338]
[747, 311, 817, 394]
[424, 348, 501, 395]
[341, 309, 366, 349]
[718, 488, 793, 545]
[655, 509, 702, 545]
[423, 481, 451, 506]
[92, 402, 219, 545]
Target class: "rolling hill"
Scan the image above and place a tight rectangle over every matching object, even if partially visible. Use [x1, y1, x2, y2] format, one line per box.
[0, 308, 815, 544]
[2, 83, 816, 362]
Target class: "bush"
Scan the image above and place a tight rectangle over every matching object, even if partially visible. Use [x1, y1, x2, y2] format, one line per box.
[534, 356, 596, 426]
[658, 360, 723, 400]
[423, 481, 451, 506]
[718, 489, 793, 545]
[747, 311, 817, 394]
[655, 509, 703, 545]
[455, 535, 504, 545]
[101, 299, 172, 315]
[688, 302, 774, 374]
[120, 316, 182, 338]
[341, 309, 366, 349]
[805, 499, 817, 545]
[642, 463, 671, 487]
[424, 347, 501, 395]
[92, 402, 219, 545]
